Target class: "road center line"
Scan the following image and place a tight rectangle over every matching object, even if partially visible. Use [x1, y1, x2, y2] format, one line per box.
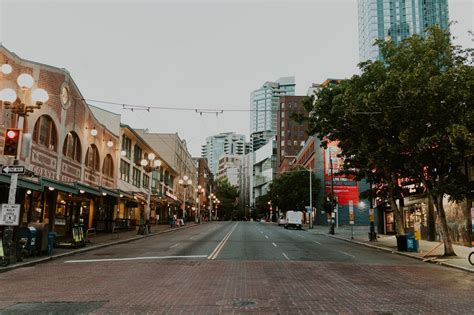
[313, 240, 321, 245]
[339, 250, 355, 258]
[208, 222, 239, 260]
[265, 235, 269, 239]
[64, 255, 208, 263]
[272, 242, 277, 247]
[282, 252, 290, 260]
[170, 243, 179, 249]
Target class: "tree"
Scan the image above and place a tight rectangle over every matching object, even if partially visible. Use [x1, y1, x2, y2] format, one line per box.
[267, 166, 321, 214]
[214, 178, 239, 220]
[302, 26, 473, 256]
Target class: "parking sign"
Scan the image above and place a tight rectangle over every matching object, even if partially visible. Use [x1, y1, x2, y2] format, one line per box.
[0, 204, 20, 226]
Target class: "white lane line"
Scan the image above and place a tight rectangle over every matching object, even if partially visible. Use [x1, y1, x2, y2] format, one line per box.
[169, 243, 179, 249]
[65, 255, 208, 263]
[208, 222, 239, 260]
[272, 242, 277, 248]
[260, 231, 263, 234]
[265, 235, 269, 239]
[189, 236, 195, 240]
[339, 251, 355, 258]
[282, 252, 290, 260]
[313, 240, 321, 245]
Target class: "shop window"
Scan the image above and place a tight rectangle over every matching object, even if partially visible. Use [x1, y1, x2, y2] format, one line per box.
[33, 115, 57, 151]
[102, 154, 114, 178]
[62, 131, 81, 162]
[85, 144, 100, 171]
[120, 160, 130, 182]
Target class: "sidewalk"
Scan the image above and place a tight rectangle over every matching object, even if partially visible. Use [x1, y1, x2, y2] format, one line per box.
[0, 222, 200, 273]
[307, 224, 474, 273]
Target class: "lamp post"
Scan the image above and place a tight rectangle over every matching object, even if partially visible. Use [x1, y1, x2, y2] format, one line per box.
[195, 186, 204, 223]
[140, 153, 161, 234]
[0, 68, 49, 264]
[179, 175, 192, 224]
[208, 193, 214, 222]
[329, 157, 336, 235]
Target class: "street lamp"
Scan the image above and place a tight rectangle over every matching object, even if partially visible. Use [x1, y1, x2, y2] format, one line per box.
[195, 185, 204, 223]
[179, 175, 192, 224]
[0, 67, 49, 264]
[139, 154, 161, 234]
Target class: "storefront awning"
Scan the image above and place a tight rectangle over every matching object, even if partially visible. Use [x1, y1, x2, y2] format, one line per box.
[41, 178, 78, 194]
[0, 174, 43, 191]
[100, 186, 120, 198]
[76, 183, 101, 196]
[118, 189, 134, 199]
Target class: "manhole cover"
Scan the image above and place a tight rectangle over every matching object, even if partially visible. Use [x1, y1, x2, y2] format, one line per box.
[2, 301, 105, 314]
[232, 298, 257, 309]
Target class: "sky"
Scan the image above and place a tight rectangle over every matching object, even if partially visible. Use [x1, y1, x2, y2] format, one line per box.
[0, 0, 473, 157]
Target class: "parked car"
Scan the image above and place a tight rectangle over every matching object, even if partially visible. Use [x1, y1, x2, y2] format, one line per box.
[278, 215, 286, 226]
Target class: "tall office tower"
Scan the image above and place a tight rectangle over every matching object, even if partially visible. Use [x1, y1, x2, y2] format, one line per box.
[201, 132, 246, 175]
[250, 77, 295, 149]
[358, 0, 449, 62]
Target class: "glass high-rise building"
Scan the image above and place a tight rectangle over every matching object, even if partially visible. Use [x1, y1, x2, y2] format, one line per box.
[201, 132, 246, 175]
[250, 77, 295, 136]
[358, 0, 449, 62]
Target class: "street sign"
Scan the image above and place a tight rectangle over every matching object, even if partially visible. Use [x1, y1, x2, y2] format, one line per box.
[0, 204, 20, 226]
[1, 165, 26, 175]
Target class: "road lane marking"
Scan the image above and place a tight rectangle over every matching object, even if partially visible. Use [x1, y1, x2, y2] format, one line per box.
[64, 255, 208, 263]
[312, 240, 321, 245]
[272, 242, 277, 247]
[265, 235, 269, 239]
[339, 251, 355, 258]
[169, 243, 179, 249]
[208, 222, 239, 260]
[282, 252, 290, 260]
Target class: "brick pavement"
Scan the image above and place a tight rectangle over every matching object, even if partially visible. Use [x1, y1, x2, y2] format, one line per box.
[0, 259, 472, 313]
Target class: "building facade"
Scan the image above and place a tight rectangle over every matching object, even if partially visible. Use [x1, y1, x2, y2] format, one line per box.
[277, 95, 309, 174]
[216, 154, 241, 187]
[201, 132, 246, 175]
[358, 0, 449, 62]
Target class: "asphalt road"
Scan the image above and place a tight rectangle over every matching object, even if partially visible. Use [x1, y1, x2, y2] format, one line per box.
[0, 222, 472, 314]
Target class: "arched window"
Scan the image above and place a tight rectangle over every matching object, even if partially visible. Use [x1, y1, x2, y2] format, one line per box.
[102, 154, 114, 178]
[62, 132, 81, 162]
[85, 144, 100, 171]
[33, 115, 57, 151]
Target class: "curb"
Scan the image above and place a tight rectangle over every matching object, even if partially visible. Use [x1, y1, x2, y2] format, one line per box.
[0, 223, 200, 273]
[313, 231, 474, 273]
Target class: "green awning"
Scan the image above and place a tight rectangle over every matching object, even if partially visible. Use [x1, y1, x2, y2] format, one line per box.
[100, 186, 120, 198]
[41, 178, 78, 194]
[118, 189, 134, 199]
[0, 174, 43, 191]
[76, 183, 101, 196]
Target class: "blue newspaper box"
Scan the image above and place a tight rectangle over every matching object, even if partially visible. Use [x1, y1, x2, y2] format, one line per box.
[48, 232, 56, 255]
[406, 234, 419, 252]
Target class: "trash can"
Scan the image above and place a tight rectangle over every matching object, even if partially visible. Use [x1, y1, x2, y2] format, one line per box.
[406, 233, 419, 252]
[396, 235, 407, 251]
[48, 232, 56, 255]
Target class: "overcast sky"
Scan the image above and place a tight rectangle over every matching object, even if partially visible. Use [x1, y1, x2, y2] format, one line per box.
[1, 0, 473, 156]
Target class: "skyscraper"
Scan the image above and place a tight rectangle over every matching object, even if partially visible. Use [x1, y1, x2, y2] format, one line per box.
[201, 132, 246, 175]
[358, 0, 449, 62]
[250, 77, 295, 137]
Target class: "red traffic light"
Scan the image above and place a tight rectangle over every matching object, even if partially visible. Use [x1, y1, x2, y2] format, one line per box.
[3, 128, 20, 156]
[6, 129, 19, 139]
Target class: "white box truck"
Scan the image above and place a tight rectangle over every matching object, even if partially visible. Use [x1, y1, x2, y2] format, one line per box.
[284, 210, 303, 230]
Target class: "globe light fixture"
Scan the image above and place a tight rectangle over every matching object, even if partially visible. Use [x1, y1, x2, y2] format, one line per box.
[90, 128, 98, 137]
[102, 192, 107, 196]
[140, 159, 148, 166]
[0, 88, 18, 104]
[153, 159, 162, 167]
[107, 140, 114, 148]
[0, 64, 12, 74]
[31, 88, 49, 105]
[148, 153, 156, 160]
[79, 189, 85, 194]
[26, 190, 32, 195]
[17, 73, 34, 89]
[48, 186, 55, 191]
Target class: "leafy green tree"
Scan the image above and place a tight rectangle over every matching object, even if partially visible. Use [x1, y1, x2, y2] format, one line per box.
[214, 178, 239, 220]
[267, 166, 320, 214]
[301, 26, 473, 256]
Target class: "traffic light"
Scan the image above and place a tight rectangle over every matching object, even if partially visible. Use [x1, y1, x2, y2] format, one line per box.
[3, 128, 20, 156]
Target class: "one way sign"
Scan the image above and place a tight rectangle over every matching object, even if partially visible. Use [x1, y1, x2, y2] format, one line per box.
[1, 165, 25, 175]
